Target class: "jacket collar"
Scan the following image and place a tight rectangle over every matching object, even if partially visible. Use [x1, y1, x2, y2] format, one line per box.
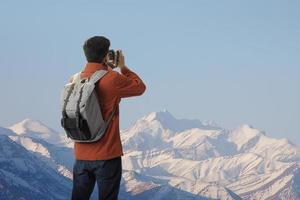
[83, 62, 111, 73]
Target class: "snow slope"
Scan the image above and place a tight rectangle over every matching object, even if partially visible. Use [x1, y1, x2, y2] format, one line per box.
[121, 110, 300, 199]
[3, 111, 300, 199]
[8, 135, 74, 179]
[0, 134, 72, 200]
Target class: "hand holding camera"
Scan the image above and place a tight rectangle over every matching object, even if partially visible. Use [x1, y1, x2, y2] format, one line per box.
[107, 49, 126, 70]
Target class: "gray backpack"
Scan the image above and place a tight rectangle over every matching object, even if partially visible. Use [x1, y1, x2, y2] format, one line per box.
[60, 70, 115, 143]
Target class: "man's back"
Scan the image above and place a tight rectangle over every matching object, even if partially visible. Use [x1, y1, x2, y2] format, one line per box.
[74, 62, 146, 160]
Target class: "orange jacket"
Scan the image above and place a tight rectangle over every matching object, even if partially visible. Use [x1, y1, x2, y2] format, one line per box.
[73, 62, 146, 160]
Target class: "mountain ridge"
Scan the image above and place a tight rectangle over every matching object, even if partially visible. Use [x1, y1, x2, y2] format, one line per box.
[2, 110, 300, 199]
[120, 111, 300, 199]
[0, 134, 72, 200]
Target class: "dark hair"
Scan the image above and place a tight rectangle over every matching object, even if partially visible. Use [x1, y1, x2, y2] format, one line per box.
[83, 36, 110, 63]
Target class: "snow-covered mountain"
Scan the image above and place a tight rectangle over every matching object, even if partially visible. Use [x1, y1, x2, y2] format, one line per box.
[8, 118, 73, 147]
[8, 135, 74, 179]
[119, 170, 212, 200]
[5, 119, 74, 179]
[1, 110, 300, 199]
[120, 110, 300, 199]
[0, 133, 72, 200]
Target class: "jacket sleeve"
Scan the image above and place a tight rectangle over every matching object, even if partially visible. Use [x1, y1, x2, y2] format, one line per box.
[114, 67, 146, 98]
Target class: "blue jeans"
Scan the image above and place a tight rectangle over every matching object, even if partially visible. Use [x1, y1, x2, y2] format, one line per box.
[71, 157, 122, 200]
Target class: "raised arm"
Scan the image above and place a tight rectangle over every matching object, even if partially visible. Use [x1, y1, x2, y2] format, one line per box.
[114, 66, 146, 98]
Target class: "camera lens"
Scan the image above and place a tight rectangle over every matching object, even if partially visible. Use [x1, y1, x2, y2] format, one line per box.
[108, 50, 115, 61]
[116, 50, 120, 66]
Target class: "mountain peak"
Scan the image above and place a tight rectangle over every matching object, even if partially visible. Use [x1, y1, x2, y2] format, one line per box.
[234, 124, 266, 136]
[238, 124, 255, 130]
[140, 110, 220, 132]
[7, 118, 67, 146]
[8, 118, 52, 135]
[21, 118, 38, 123]
[20, 118, 47, 126]
[228, 124, 265, 151]
[143, 109, 174, 123]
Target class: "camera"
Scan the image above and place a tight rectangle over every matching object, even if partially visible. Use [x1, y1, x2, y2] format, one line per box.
[107, 49, 121, 68]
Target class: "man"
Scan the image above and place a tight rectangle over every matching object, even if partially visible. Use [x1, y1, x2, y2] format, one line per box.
[71, 36, 146, 200]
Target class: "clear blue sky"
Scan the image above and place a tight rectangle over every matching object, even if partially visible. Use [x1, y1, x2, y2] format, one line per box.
[0, 1, 299, 144]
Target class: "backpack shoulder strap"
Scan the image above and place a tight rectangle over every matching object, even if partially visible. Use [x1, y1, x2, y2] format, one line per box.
[71, 72, 81, 83]
[62, 72, 81, 117]
[89, 70, 108, 84]
[105, 106, 117, 125]
[89, 70, 115, 124]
